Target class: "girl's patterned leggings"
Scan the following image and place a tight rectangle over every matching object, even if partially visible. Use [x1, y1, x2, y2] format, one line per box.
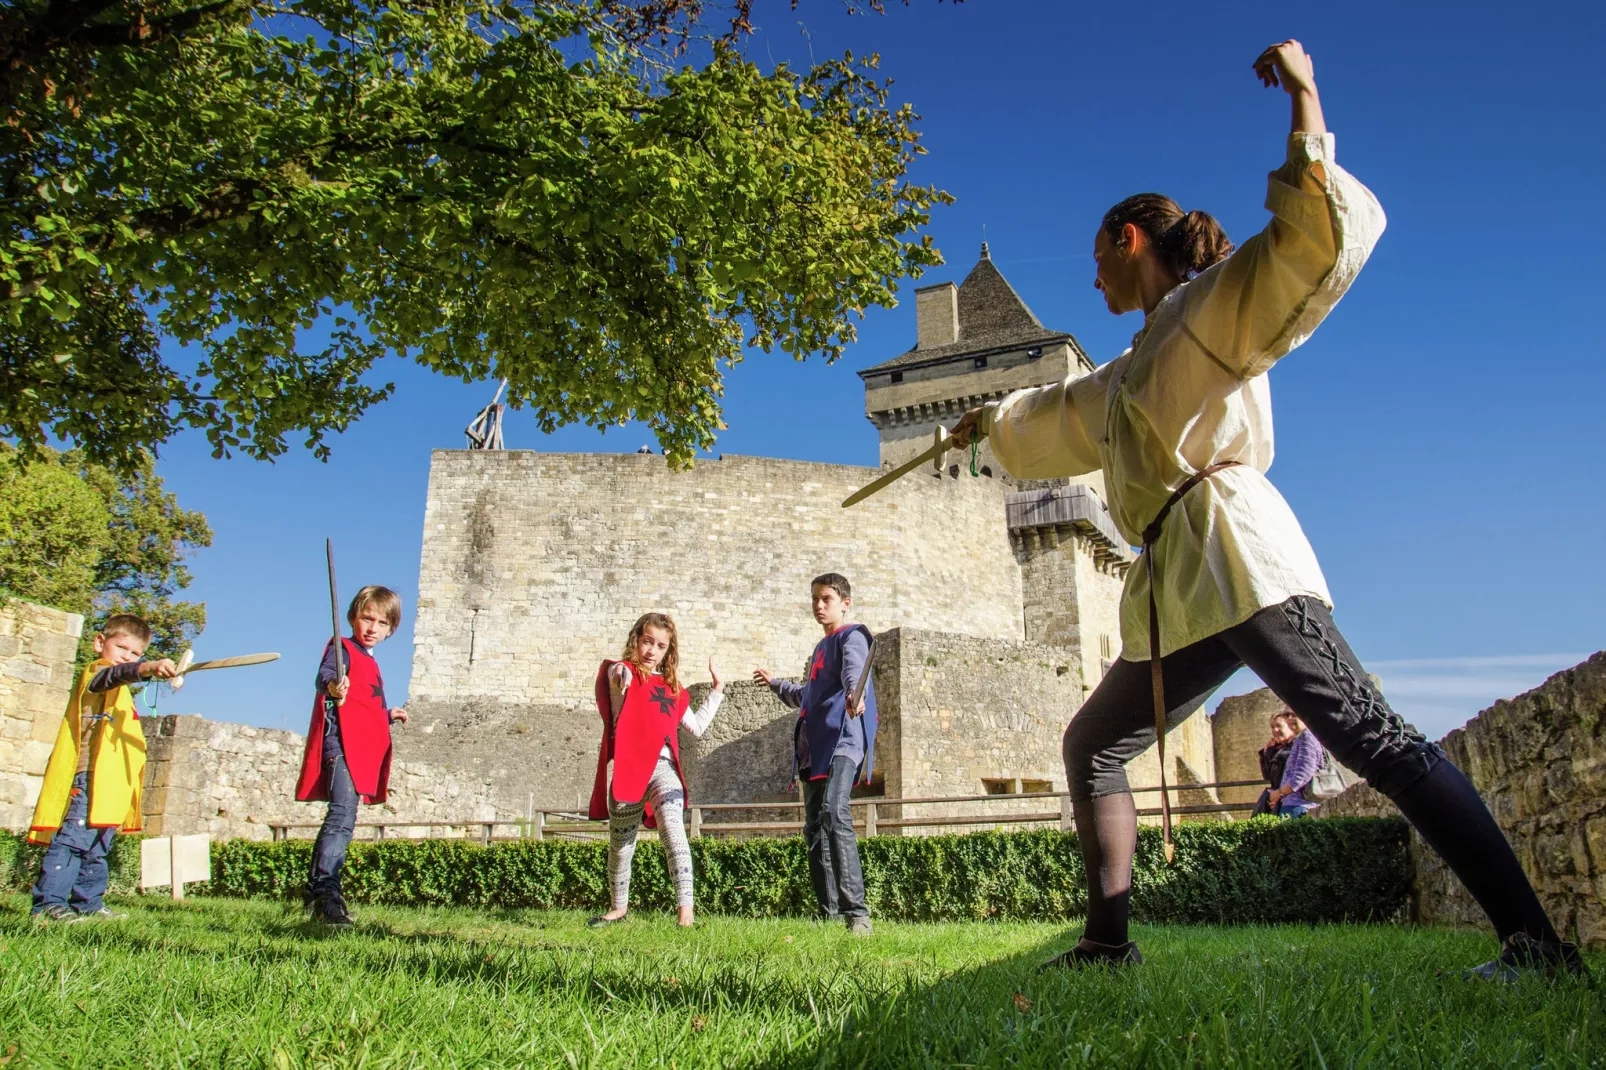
[607, 756, 694, 910]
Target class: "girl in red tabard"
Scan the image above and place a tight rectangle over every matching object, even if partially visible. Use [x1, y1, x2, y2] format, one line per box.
[588, 612, 723, 928]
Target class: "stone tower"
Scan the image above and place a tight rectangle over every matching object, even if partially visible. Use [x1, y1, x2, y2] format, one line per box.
[858, 244, 1132, 695]
[859, 242, 1096, 478]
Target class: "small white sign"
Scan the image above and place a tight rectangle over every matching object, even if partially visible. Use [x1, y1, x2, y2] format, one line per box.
[140, 834, 211, 898]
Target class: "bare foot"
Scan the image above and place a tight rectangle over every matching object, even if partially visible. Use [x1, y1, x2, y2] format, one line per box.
[677, 906, 695, 927]
[602, 909, 627, 922]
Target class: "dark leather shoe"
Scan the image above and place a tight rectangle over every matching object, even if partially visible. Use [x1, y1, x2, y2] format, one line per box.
[1463, 932, 1589, 983]
[1040, 938, 1143, 970]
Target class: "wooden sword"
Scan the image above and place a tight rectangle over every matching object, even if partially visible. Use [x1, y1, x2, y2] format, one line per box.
[170, 652, 280, 690]
[842, 426, 952, 509]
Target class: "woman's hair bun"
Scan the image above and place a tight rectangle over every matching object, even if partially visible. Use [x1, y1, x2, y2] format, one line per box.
[1171, 210, 1235, 278]
[1101, 194, 1234, 280]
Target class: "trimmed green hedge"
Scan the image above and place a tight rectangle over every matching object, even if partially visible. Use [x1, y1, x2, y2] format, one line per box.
[6, 818, 1409, 924]
[1, 831, 143, 897]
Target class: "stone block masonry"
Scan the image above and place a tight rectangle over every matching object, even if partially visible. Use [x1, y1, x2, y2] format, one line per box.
[1321, 652, 1606, 947]
[0, 600, 84, 829]
[141, 714, 498, 840]
[409, 451, 1025, 718]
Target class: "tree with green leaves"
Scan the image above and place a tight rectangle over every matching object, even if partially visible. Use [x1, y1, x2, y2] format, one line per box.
[2, 0, 948, 472]
[0, 444, 212, 661]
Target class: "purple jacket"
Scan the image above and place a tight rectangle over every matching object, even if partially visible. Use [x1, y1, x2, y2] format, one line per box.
[1279, 730, 1326, 806]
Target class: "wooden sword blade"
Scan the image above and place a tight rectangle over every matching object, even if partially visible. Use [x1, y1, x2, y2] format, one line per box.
[842, 436, 952, 508]
[184, 653, 281, 673]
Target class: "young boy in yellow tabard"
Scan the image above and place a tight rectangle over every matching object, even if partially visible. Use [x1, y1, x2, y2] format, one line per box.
[28, 614, 177, 922]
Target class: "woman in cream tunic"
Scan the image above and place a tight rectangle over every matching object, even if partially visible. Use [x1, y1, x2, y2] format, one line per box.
[949, 40, 1578, 981]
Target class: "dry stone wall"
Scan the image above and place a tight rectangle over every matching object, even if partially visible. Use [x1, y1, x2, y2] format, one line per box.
[409, 450, 1024, 722]
[0, 601, 83, 829]
[1320, 652, 1606, 947]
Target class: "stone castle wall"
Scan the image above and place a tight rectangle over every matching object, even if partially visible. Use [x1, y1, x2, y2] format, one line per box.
[409, 451, 1025, 724]
[391, 699, 599, 817]
[142, 714, 498, 840]
[0, 600, 84, 829]
[1210, 688, 1291, 810]
[1320, 652, 1606, 947]
[1014, 534, 1124, 700]
[873, 627, 1215, 831]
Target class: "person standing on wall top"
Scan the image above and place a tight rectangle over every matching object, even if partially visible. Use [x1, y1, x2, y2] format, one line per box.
[945, 39, 1583, 981]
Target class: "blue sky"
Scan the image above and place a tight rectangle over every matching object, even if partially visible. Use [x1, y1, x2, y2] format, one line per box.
[139, 0, 1605, 743]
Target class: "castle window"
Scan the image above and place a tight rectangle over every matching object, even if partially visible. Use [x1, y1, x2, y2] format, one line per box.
[1021, 778, 1053, 795]
[1100, 634, 1113, 660]
[973, 356, 988, 369]
[982, 778, 1018, 795]
[890, 371, 904, 384]
[1027, 346, 1043, 359]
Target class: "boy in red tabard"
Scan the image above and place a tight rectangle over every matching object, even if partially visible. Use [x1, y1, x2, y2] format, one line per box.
[294, 585, 408, 927]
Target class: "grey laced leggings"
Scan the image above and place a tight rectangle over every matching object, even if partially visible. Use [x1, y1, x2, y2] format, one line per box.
[607, 756, 694, 911]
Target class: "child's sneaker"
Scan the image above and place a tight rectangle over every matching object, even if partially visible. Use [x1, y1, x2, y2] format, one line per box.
[1463, 933, 1588, 983]
[312, 897, 355, 928]
[846, 916, 873, 936]
[77, 907, 126, 920]
[32, 904, 81, 925]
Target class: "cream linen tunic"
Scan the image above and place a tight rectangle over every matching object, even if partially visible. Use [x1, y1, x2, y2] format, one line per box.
[984, 133, 1386, 661]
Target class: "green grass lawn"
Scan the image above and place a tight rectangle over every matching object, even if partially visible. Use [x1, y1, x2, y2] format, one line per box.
[1, 896, 1601, 1068]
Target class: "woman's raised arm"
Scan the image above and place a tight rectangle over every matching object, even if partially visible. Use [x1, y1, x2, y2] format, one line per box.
[1179, 41, 1385, 381]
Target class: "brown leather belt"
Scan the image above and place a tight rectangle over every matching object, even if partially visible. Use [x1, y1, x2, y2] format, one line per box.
[1141, 461, 1241, 863]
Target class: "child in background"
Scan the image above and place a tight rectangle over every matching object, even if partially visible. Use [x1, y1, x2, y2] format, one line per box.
[294, 585, 409, 927]
[754, 572, 878, 935]
[29, 614, 178, 922]
[588, 612, 724, 928]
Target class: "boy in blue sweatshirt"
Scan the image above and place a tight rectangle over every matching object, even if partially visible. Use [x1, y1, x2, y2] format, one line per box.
[754, 573, 878, 934]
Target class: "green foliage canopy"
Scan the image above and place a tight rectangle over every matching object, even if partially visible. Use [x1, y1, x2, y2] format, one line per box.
[1, 0, 948, 470]
[0, 443, 212, 660]
[0, 443, 106, 614]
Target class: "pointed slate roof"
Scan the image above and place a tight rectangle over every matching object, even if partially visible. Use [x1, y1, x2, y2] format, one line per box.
[862, 243, 1079, 374]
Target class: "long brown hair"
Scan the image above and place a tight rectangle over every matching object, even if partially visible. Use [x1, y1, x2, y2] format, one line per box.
[620, 612, 681, 694]
[1101, 193, 1234, 281]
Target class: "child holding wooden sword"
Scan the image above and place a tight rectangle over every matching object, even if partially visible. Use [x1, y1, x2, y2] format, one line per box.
[294, 585, 408, 927]
[29, 614, 178, 922]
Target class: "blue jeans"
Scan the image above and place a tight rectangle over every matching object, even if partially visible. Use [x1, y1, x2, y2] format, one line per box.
[1278, 798, 1314, 819]
[801, 755, 867, 919]
[31, 771, 117, 914]
[306, 756, 358, 905]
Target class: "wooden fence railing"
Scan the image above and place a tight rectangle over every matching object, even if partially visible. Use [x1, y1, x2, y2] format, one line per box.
[265, 780, 1268, 843]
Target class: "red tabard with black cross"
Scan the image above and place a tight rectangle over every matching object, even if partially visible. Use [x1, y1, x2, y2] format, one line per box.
[294, 637, 393, 804]
[588, 660, 691, 829]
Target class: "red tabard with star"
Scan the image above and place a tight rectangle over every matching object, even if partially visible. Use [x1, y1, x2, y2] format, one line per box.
[588, 659, 691, 829]
[295, 637, 393, 804]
